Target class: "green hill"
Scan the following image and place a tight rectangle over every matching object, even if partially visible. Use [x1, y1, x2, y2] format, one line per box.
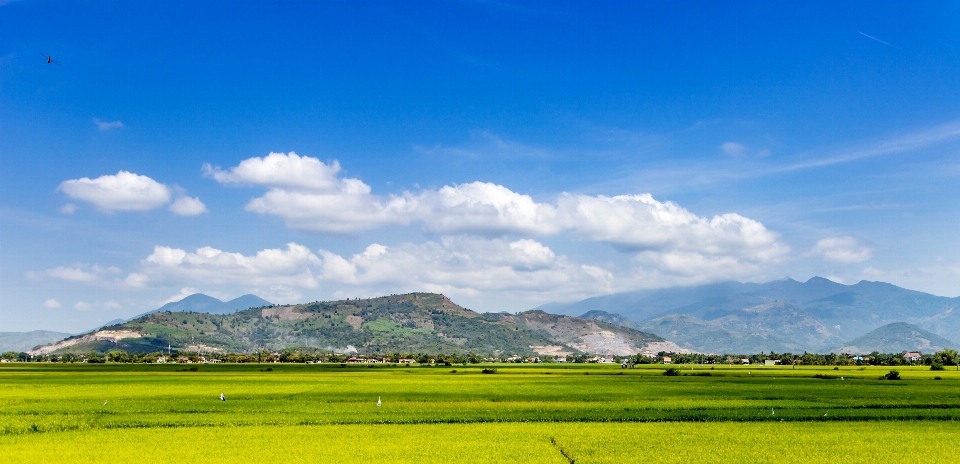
[31, 293, 667, 356]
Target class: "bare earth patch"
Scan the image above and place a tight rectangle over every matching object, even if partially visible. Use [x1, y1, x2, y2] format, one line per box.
[260, 306, 311, 321]
[529, 345, 573, 356]
[29, 330, 142, 355]
[345, 315, 364, 330]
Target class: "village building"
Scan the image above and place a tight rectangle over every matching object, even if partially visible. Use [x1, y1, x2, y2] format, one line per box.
[903, 352, 922, 362]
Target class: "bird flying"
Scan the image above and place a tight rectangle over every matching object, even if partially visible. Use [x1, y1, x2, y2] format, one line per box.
[40, 53, 61, 66]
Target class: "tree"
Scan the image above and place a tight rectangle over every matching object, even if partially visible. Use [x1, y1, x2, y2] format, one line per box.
[933, 349, 958, 371]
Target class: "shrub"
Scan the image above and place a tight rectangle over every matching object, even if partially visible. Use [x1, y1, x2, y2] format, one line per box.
[481, 368, 497, 374]
[930, 362, 945, 371]
[880, 370, 901, 380]
[663, 368, 681, 376]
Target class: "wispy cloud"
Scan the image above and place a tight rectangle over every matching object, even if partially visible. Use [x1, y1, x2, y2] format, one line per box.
[414, 130, 554, 160]
[774, 120, 960, 173]
[93, 118, 124, 131]
[858, 31, 893, 47]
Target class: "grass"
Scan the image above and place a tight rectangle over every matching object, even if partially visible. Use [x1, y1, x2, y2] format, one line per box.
[2, 363, 958, 462]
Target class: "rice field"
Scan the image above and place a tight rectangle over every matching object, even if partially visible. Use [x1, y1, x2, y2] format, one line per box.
[2, 363, 958, 462]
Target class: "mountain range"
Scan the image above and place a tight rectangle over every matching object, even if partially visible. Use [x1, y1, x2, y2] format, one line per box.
[30, 293, 676, 356]
[545, 277, 960, 353]
[134, 293, 273, 318]
[20, 278, 960, 356]
[0, 331, 72, 353]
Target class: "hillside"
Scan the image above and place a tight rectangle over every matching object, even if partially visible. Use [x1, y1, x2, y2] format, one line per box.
[31, 293, 671, 356]
[538, 277, 960, 353]
[834, 322, 958, 354]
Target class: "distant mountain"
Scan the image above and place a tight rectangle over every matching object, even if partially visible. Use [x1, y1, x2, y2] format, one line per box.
[131, 293, 272, 320]
[638, 301, 843, 354]
[30, 293, 676, 356]
[535, 277, 960, 353]
[0, 331, 72, 353]
[834, 322, 957, 354]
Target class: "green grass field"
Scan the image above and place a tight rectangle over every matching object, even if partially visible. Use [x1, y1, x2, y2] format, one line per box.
[2, 363, 958, 463]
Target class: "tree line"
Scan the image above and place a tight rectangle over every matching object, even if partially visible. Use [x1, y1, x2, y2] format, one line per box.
[3, 348, 958, 369]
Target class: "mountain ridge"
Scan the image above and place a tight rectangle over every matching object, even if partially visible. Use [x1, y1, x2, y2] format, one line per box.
[30, 293, 676, 357]
[561, 277, 960, 353]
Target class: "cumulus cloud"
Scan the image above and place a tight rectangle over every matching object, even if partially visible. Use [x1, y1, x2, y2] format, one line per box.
[43, 299, 61, 309]
[203, 152, 343, 190]
[59, 171, 172, 212]
[314, 236, 613, 300]
[161, 287, 200, 305]
[208, 153, 787, 266]
[141, 242, 322, 290]
[168, 196, 207, 216]
[93, 118, 124, 131]
[33, 264, 123, 284]
[810, 236, 873, 263]
[721, 142, 746, 156]
[74, 301, 93, 311]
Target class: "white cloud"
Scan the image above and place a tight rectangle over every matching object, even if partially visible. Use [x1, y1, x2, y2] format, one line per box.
[168, 196, 207, 216]
[315, 236, 613, 300]
[810, 236, 873, 263]
[104, 300, 121, 310]
[161, 287, 200, 305]
[203, 152, 343, 190]
[43, 299, 61, 309]
[210, 153, 788, 266]
[59, 171, 171, 212]
[93, 118, 124, 131]
[555, 193, 788, 263]
[141, 242, 322, 290]
[74, 301, 93, 311]
[59, 203, 77, 214]
[34, 264, 122, 284]
[721, 142, 746, 156]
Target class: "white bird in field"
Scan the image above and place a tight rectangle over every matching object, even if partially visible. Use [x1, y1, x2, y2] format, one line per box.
[377, 396, 381, 407]
[220, 393, 225, 402]
[841, 377, 844, 380]
[823, 412, 828, 417]
[771, 408, 775, 415]
[103, 400, 107, 406]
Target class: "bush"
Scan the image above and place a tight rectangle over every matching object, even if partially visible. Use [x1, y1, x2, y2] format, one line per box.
[880, 370, 901, 380]
[663, 368, 681, 376]
[481, 368, 497, 374]
[930, 362, 945, 371]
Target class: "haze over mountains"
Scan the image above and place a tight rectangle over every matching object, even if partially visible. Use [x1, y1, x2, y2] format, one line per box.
[543, 277, 960, 354]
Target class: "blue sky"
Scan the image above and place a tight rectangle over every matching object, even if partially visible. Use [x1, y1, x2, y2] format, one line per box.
[2, 1, 960, 332]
